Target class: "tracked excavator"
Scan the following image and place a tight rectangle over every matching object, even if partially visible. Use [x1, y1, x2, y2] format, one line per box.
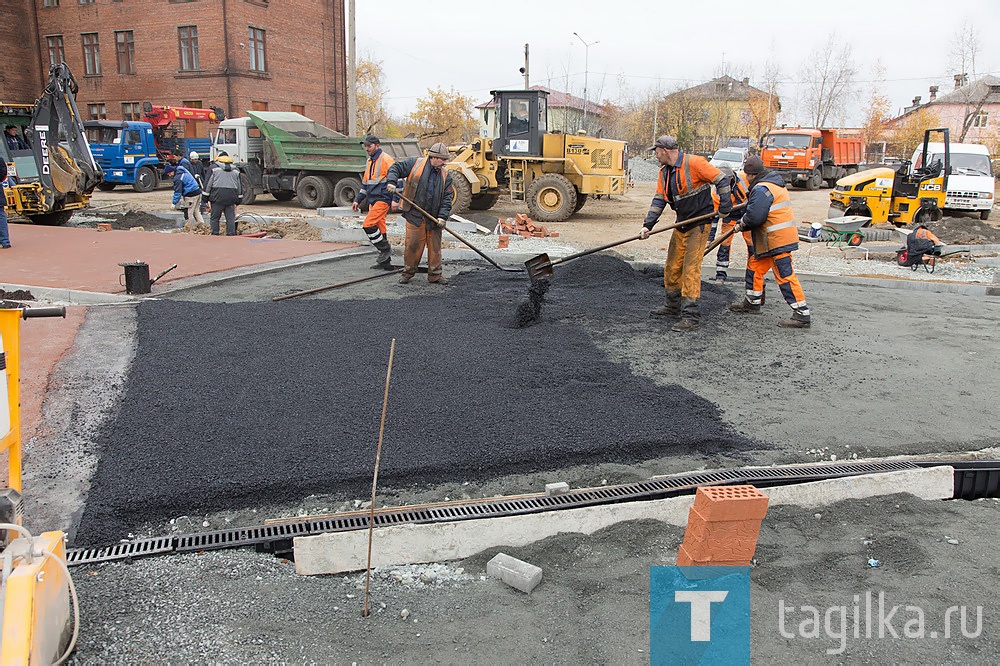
[2, 63, 103, 226]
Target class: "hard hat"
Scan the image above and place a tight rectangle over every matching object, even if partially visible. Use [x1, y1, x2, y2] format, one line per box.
[427, 142, 450, 160]
[190, 151, 199, 160]
[216, 155, 234, 164]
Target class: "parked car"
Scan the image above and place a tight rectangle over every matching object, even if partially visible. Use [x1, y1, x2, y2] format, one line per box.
[709, 147, 748, 171]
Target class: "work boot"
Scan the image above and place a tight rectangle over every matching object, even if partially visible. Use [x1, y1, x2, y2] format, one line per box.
[713, 272, 727, 283]
[778, 312, 811, 329]
[729, 299, 761, 314]
[371, 240, 393, 269]
[671, 318, 699, 332]
[649, 292, 681, 318]
[429, 276, 449, 285]
[398, 274, 412, 284]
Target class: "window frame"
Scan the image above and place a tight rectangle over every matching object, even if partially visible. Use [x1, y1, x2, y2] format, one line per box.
[122, 101, 142, 121]
[46, 35, 66, 67]
[248, 26, 267, 72]
[115, 30, 136, 75]
[178, 25, 200, 71]
[81, 32, 101, 76]
[87, 103, 107, 120]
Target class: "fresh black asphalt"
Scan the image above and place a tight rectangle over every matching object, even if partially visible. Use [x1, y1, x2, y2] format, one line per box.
[75, 255, 761, 546]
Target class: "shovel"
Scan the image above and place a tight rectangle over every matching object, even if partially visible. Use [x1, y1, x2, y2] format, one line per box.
[524, 204, 746, 282]
[395, 193, 523, 272]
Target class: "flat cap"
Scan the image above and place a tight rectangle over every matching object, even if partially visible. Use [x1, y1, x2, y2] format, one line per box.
[649, 135, 679, 151]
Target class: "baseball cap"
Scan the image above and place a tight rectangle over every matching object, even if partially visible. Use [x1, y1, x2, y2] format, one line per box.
[649, 135, 679, 151]
[362, 135, 380, 146]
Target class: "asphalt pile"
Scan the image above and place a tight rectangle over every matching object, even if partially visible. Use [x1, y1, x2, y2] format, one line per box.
[75, 255, 760, 546]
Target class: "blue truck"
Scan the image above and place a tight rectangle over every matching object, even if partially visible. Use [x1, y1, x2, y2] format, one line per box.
[84, 120, 212, 192]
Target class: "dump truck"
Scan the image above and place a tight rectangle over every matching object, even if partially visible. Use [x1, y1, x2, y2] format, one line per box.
[828, 128, 950, 227]
[761, 127, 862, 191]
[212, 112, 421, 207]
[2, 63, 102, 226]
[443, 89, 629, 222]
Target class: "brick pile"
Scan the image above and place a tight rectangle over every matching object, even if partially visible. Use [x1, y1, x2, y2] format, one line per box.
[676, 485, 769, 566]
[500, 214, 560, 239]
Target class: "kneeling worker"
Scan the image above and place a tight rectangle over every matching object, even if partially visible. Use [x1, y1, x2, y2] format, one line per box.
[728, 155, 812, 328]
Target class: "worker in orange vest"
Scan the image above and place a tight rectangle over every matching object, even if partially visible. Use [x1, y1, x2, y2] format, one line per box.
[639, 135, 733, 332]
[353, 135, 396, 270]
[728, 156, 811, 328]
[709, 166, 750, 283]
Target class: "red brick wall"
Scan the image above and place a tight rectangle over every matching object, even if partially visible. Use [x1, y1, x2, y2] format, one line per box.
[13, 0, 347, 131]
[0, 0, 44, 102]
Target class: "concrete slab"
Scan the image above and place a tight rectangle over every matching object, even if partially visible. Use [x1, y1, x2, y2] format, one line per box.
[320, 228, 370, 243]
[292, 466, 954, 575]
[318, 207, 361, 218]
[487, 553, 543, 593]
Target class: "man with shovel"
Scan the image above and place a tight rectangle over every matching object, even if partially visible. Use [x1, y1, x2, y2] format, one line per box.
[640, 135, 732, 332]
[385, 143, 455, 285]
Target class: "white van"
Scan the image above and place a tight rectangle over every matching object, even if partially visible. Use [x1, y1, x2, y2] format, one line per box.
[910, 142, 995, 220]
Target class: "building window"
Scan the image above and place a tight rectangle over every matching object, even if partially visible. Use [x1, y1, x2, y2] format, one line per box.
[44, 0, 59, 6]
[115, 30, 135, 74]
[251, 101, 268, 112]
[79, 0, 94, 4]
[178, 25, 199, 71]
[46, 35, 65, 66]
[88, 103, 106, 119]
[81, 33, 101, 75]
[122, 102, 142, 121]
[291, 104, 305, 115]
[973, 112, 988, 128]
[248, 27, 267, 72]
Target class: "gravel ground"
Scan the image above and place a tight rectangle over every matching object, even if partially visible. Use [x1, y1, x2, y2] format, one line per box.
[66, 493, 1000, 663]
[628, 157, 661, 182]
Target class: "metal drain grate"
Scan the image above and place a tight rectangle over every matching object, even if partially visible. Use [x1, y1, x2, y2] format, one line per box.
[66, 460, 999, 566]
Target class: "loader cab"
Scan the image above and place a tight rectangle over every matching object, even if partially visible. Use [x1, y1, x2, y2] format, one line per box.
[492, 89, 547, 158]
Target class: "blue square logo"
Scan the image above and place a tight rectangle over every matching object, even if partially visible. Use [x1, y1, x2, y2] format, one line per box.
[650, 566, 750, 665]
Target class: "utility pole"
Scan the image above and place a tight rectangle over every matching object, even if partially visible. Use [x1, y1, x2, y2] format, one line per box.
[521, 43, 530, 88]
[346, 0, 357, 136]
[652, 76, 660, 147]
[573, 32, 598, 129]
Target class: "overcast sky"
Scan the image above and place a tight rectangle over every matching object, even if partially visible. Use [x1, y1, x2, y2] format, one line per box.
[356, 0, 1000, 128]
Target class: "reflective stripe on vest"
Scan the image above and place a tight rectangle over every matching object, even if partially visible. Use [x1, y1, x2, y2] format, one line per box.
[751, 181, 797, 256]
[660, 153, 711, 203]
[363, 153, 390, 186]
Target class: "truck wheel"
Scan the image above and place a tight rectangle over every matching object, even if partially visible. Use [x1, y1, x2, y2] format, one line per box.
[97, 182, 117, 191]
[239, 173, 257, 205]
[573, 192, 588, 213]
[805, 172, 822, 191]
[449, 174, 473, 214]
[296, 175, 333, 209]
[981, 209, 992, 221]
[526, 173, 577, 222]
[133, 166, 157, 193]
[271, 191, 296, 202]
[29, 210, 74, 226]
[469, 191, 500, 210]
[333, 177, 362, 208]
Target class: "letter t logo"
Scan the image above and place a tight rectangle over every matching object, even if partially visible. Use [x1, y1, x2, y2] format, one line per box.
[675, 591, 729, 641]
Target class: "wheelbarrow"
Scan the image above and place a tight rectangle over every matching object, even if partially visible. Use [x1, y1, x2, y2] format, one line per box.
[821, 215, 872, 249]
[525, 204, 746, 282]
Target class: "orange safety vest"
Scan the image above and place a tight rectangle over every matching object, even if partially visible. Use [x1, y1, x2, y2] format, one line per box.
[400, 157, 446, 212]
[712, 170, 749, 217]
[750, 181, 797, 258]
[363, 151, 393, 186]
[658, 152, 714, 204]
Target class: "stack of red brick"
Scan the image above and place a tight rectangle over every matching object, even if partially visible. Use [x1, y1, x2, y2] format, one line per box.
[676, 485, 770, 566]
[500, 214, 559, 239]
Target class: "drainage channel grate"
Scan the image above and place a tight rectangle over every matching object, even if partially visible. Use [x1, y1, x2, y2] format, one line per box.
[65, 460, 997, 567]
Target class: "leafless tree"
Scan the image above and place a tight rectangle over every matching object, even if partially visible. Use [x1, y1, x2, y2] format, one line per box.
[948, 21, 996, 142]
[798, 33, 856, 128]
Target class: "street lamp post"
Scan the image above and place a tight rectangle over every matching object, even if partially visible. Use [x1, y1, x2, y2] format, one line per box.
[573, 32, 599, 130]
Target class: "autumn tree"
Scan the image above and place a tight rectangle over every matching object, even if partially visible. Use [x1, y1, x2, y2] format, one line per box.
[356, 56, 393, 137]
[400, 87, 479, 147]
[860, 60, 893, 161]
[888, 107, 943, 158]
[798, 34, 856, 127]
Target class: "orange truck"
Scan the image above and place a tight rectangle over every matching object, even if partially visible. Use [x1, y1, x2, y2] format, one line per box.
[760, 127, 863, 191]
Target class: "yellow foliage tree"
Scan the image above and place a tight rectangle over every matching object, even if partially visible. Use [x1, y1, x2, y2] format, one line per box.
[860, 61, 893, 160]
[400, 87, 479, 147]
[356, 56, 395, 137]
[888, 108, 943, 159]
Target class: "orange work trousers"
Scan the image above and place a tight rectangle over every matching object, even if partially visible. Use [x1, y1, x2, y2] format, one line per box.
[744, 251, 809, 316]
[402, 222, 444, 281]
[363, 200, 390, 235]
[663, 221, 711, 300]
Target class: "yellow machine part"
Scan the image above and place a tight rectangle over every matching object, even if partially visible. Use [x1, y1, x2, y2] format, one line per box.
[830, 167, 947, 226]
[0, 531, 72, 665]
[540, 134, 628, 195]
[0, 309, 22, 492]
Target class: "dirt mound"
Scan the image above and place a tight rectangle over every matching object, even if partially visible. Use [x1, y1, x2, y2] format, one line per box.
[0, 289, 35, 300]
[176, 217, 321, 240]
[923, 215, 1000, 244]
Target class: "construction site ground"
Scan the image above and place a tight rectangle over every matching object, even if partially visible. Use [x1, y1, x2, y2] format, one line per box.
[4, 180, 1000, 662]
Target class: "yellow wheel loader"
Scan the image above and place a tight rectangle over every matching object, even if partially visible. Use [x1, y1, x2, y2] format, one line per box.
[2, 63, 103, 226]
[445, 90, 629, 222]
[828, 128, 950, 227]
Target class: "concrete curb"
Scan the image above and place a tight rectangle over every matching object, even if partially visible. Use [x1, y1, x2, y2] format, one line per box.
[292, 466, 954, 575]
[0, 284, 134, 306]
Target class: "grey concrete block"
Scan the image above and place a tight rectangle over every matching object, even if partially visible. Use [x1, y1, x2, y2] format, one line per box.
[545, 482, 570, 496]
[320, 228, 370, 243]
[318, 206, 361, 217]
[487, 552, 542, 594]
[445, 219, 477, 233]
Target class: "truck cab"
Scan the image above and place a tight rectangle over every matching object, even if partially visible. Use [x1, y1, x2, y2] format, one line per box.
[910, 142, 994, 220]
[762, 128, 861, 190]
[84, 121, 161, 192]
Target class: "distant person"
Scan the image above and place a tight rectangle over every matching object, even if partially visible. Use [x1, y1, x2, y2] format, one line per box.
[163, 163, 205, 226]
[203, 154, 243, 236]
[352, 135, 396, 270]
[385, 142, 454, 285]
[188, 151, 208, 216]
[727, 156, 811, 329]
[4, 125, 27, 151]
[0, 158, 10, 249]
[639, 135, 732, 332]
[166, 151, 195, 175]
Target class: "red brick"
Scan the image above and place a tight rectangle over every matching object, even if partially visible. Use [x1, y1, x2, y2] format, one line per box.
[692, 485, 769, 522]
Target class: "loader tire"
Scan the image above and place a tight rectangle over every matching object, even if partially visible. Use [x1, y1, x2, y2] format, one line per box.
[333, 177, 362, 208]
[449, 173, 473, 214]
[573, 192, 588, 213]
[469, 190, 500, 211]
[526, 173, 577, 222]
[29, 210, 74, 226]
[296, 175, 332, 209]
[133, 166, 158, 193]
[239, 173, 257, 205]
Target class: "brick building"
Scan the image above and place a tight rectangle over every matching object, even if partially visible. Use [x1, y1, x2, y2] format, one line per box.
[1, 0, 348, 136]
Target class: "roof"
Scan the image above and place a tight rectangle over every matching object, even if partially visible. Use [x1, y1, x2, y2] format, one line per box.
[928, 75, 1000, 106]
[476, 86, 595, 113]
[664, 75, 772, 102]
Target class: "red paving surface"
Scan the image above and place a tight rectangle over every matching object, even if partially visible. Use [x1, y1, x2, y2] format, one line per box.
[1, 224, 351, 293]
[2, 224, 354, 443]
